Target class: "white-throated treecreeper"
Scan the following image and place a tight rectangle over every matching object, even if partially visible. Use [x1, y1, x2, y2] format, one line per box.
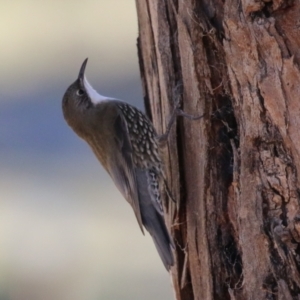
[62, 59, 174, 270]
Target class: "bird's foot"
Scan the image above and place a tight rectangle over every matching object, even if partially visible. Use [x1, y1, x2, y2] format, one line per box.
[156, 107, 204, 145]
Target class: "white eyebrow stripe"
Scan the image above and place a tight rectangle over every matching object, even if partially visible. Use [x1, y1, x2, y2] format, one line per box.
[83, 76, 115, 104]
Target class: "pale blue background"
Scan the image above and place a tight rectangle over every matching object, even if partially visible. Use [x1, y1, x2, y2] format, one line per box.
[0, 1, 172, 299]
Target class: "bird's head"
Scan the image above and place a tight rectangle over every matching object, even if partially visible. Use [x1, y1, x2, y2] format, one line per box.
[62, 58, 111, 130]
[62, 58, 92, 120]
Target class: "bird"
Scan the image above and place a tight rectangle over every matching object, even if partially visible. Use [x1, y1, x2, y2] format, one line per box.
[62, 58, 174, 270]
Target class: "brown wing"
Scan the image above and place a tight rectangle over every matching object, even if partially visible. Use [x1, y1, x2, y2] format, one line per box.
[107, 110, 144, 234]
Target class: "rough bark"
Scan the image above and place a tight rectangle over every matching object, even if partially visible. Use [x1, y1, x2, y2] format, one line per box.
[136, 0, 300, 299]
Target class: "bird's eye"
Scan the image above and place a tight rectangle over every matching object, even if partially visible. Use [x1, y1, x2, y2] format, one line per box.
[76, 89, 84, 96]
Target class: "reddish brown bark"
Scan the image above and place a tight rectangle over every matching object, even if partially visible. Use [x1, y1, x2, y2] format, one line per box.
[136, 0, 300, 299]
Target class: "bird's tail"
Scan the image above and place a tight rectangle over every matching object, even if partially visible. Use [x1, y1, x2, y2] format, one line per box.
[136, 169, 174, 270]
[144, 208, 174, 270]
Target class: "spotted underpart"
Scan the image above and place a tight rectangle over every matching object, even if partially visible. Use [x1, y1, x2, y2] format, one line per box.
[117, 103, 162, 171]
[147, 168, 163, 214]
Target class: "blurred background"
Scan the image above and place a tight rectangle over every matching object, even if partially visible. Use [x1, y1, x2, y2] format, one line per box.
[0, 1, 173, 299]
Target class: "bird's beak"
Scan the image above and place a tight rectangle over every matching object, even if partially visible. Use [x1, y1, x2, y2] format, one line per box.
[78, 58, 88, 85]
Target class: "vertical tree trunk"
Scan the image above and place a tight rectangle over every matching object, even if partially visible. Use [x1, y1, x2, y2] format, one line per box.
[136, 0, 300, 299]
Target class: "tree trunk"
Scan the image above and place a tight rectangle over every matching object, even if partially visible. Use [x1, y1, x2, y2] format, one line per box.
[136, 0, 300, 299]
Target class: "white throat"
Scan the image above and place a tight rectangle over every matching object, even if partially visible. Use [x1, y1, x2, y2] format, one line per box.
[83, 76, 115, 104]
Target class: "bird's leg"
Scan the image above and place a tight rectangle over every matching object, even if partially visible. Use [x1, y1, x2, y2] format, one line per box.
[158, 108, 203, 205]
[163, 177, 176, 203]
[156, 106, 204, 145]
[177, 109, 204, 121]
[156, 106, 178, 145]
[157, 103, 203, 205]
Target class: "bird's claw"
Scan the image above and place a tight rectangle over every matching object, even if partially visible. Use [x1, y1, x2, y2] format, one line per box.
[156, 108, 204, 145]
